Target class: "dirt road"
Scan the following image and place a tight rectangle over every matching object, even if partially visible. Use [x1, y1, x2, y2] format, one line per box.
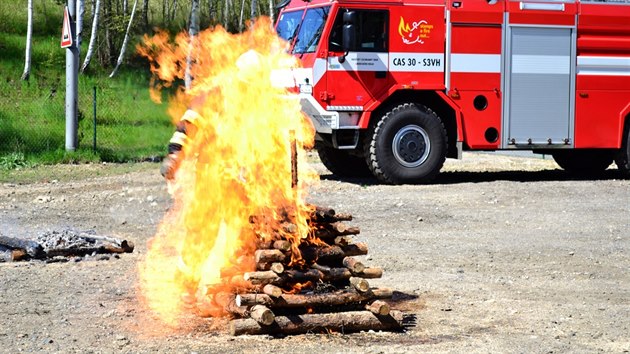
[1, 153, 628, 353]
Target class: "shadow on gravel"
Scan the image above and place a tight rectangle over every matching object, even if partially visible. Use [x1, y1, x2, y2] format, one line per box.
[320, 169, 624, 186]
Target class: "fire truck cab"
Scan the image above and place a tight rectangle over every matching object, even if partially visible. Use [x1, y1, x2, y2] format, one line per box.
[274, 0, 630, 184]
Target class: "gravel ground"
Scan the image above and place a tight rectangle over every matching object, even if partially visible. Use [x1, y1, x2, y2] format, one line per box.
[0, 152, 628, 353]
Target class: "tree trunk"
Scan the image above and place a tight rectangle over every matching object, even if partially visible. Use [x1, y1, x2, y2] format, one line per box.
[251, 0, 256, 21]
[268, 0, 273, 23]
[223, 0, 230, 29]
[76, 0, 85, 50]
[21, 0, 33, 81]
[142, 0, 149, 30]
[185, 0, 200, 90]
[81, 0, 100, 72]
[109, 0, 138, 78]
[170, 0, 178, 22]
[238, 0, 245, 32]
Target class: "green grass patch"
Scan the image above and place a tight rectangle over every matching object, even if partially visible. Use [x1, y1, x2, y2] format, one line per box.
[0, 34, 173, 164]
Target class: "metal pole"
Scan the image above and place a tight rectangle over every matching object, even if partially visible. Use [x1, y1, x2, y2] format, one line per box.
[93, 86, 97, 153]
[65, 0, 78, 151]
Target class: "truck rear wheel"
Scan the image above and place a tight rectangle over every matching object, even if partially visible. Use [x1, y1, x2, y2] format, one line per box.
[317, 146, 371, 178]
[552, 150, 614, 175]
[614, 123, 630, 178]
[365, 103, 447, 184]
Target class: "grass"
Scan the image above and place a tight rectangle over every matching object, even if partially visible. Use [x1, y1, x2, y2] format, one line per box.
[0, 25, 173, 166]
[0, 161, 160, 184]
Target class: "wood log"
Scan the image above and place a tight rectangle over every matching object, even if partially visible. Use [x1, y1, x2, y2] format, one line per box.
[282, 269, 324, 283]
[342, 257, 365, 273]
[254, 249, 286, 264]
[0, 236, 44, 258]
[230, 310, 403, 336]
[243, 271, 281, 285]
[214, 292, 248, 317]
[270, 262, 284, 274]
[281, 222, 297, 234]
[78, 233, 134, 253]
[366, 300, 390, 316]
[309, 206, 353, 222]
[256, 262, 285, 274]
[250, 305, 275, 326]
[236, 288, 393, 308]
[333, 236, 352, 246]
[350, 277, 370, 293]
[272, 240, 291, 252]
[263, 284, 283, 298]
[355, 267, 383, 279]
[299, 244, 345, 263]
[341, 242, 368, 256]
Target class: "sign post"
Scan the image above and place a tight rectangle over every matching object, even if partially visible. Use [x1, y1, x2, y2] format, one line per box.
[64, 2, 78, 151]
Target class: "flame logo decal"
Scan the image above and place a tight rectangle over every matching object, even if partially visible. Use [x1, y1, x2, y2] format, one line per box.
[398, 16, 430, 45]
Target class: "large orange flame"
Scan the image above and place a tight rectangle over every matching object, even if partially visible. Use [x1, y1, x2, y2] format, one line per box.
[137, 18, 316, 325]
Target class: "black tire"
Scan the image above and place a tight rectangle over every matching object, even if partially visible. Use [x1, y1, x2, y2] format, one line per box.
[365, 103, 447, 184]
[614, 122, 630, 178]
[317, 146, 371, 178]
[552, 150, 614, 175]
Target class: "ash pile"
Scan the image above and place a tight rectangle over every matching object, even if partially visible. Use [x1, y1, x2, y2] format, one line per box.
[0, 229, 134, 263]
[196, 206, 412, 336]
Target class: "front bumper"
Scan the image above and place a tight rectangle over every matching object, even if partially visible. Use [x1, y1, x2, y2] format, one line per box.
[299, 94, 339, 134]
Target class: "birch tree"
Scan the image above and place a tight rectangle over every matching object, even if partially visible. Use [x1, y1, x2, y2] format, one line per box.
[238, 0, 245, 31]
[223, 0, 230, 28]
[109, 0, 139, 77]
[142, 0, 149, 30]
[269, 0, 273, 23]
[185, 0, 200, 90]
[81, 0, 101, 72]
[21, 0, 33, 81]
[76, 0, 85, 50]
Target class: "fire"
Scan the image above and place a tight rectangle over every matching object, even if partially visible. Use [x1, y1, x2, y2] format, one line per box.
[137, 18, 317, 325]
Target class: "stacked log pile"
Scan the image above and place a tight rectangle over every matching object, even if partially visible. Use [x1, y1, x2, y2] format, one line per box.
[220, 206, 404, 336]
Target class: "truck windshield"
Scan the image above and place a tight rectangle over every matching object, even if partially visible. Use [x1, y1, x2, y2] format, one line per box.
[276, 6, 330, 54]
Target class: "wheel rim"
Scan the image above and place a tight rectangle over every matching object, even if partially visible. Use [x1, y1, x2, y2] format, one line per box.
[392, 124, 430, 168]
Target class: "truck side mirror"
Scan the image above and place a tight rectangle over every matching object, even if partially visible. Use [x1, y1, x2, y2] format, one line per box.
[342, 11, 357, 52]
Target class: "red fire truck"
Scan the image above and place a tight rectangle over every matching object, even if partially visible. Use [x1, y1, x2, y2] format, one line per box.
[274, 0, 630, 184]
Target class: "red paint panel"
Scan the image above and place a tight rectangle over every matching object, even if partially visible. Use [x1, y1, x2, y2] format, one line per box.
[451, 73, 500, 91]
[577, 75, 630, 92]
[575, 92, 628, 148]
[451, 26, 502, 54]
[449, 0, 504, 24]
[455, 91, 502, 149]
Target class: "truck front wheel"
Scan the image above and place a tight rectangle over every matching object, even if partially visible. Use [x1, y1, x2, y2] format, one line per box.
[365, 103, 447, 184]
[614, 123, 630, 178]
[552, 150, 614, 175]
[317, 146, 371, 178]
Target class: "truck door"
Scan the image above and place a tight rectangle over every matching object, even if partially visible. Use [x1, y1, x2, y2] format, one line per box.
[325, 8, 391, 118]
[503, 0, 577, 148]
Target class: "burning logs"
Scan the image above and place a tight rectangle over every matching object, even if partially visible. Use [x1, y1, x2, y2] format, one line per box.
[218, 206, 402, 336]
[0, 230, 134, 262]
